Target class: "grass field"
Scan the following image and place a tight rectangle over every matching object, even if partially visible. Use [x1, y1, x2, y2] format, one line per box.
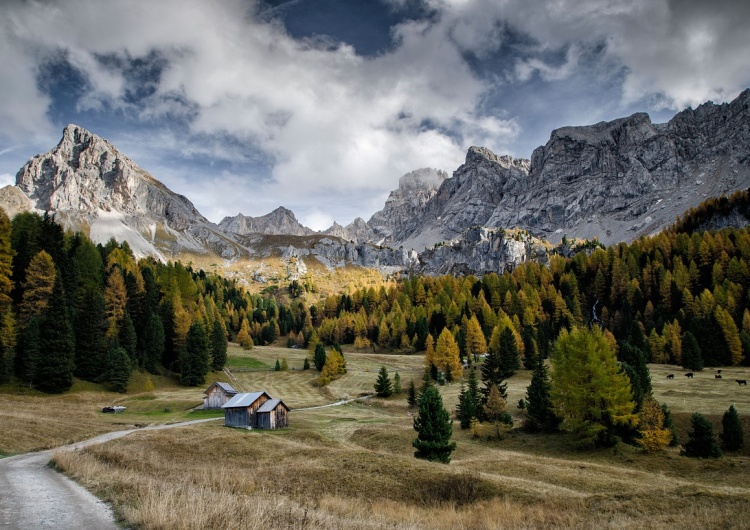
[5, 344, 750, 528]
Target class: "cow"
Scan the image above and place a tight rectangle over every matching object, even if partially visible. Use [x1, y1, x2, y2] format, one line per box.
[685, 372, 694, 378]
[666, 374, 675, 379]
[715, 374, 723, 379]
[717, 369, 723, 374]
[737, 380, 748, 386]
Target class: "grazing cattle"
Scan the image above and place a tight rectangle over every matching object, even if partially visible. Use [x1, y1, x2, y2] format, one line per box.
[666, 374, 675, 379]
[717, 369, 723, 374]
[737, 380, 748, 386]
[685, 373, 694, 378]
[715, 374, 723, 379]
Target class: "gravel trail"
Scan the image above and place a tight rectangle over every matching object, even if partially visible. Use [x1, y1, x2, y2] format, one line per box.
[0, 418, 221, 529]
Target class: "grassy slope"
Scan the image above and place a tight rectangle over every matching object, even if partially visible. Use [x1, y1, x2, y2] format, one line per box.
[5, 345, 750, 528]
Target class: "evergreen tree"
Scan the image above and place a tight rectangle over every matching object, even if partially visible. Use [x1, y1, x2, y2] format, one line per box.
[0, 310, 15, 384]
[73, 287, 107, 381]
[483, 384, 512, 438]
[661, 403, 679, 446]
[275, 359, 281, 371]
[106, 345, 132, 393]
[525, 356, 559, 432]
[682, 413, 722, 458]
[681, 331, 704, 371]
[180, 321, 210, 386]
[0, 208, 13, 313]
[314, 342, 327, 371]
[413, 385, 456, 464]
[18, 250, 56, 326]
[480, 338, 507, 404]
[419, 366, 434, 400]
[550, 326, 637, 447]
[210, 319, 228, 371]
[143, 311, 165, 374]
[374, 366, 393, 397]
[498, 326, 520, 378]
[119, 310, 137, 361]
[16, 317, 40, 383]
[720, 404, 744, 451]
[618, 342, 652, 410]
[303, 357, 310, 370]
[407, 379, 417, 408]
[36, 276, 75, 393]
[456, 367, 482, 428]
[393, 372, 402, 394]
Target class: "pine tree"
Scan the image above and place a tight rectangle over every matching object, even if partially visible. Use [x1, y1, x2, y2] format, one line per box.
[435, 328, 462, 381]
[143, 311, 165, 374]
[16, 317, 40, 383]
[0, 208, 14, 314]
[210, 319, 228, 370]
[374, 366, 393, 397]
[119, 310, 137, 361]
[106, 345, 132, 393]
[419, 366, 433, 400]
[19, 250, 56, 326]
[480, 337, 507, 404]
[456, 367, 482, 428]
[682, 413, 722, 458]
[720, 404, 744, 451]
[36, 275, 75, 393]
[180, 321, 210, 386]
[0, 310, 15, 384]
[681, 331, 704, 371]
[393, 372, 402, 394]
[524, 356, 559, 432]
[483, 384, 512, 438]
[661, 403, 679, 446]
[413, 385, 456, 463]
[275, 359, 281, 371]
[73, 287, 106, 381]
[303, 357, 310, 370]
[550, 326, 637, 447]
[498, 326, 520, 378]
[407, 379, 417, 407]
[314, 342, 327, 371]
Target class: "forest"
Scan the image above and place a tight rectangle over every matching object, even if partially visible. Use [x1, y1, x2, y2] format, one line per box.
[1, 189, 750, 398]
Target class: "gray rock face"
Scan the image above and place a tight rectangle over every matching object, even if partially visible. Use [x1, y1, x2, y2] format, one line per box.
[12, 124, 239, 259]
[0, 185, 35, 219]
[323, 217, 377, 242]
[219, 207, 314, 236]
[395, 89, 750, 248]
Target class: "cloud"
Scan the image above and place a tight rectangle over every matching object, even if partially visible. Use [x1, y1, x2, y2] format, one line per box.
[0, 0, 748, 227]
[0, 173, 15, 187]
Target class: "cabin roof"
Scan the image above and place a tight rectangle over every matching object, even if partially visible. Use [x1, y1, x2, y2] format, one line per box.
[206, 382, 238, 395]
[257, 398, 289, 413]
[222, 391, 269, 409]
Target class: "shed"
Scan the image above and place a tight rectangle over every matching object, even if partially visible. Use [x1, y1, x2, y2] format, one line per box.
[256, 399, 290, 430]
[222, 391, 271, 428]
[203, 382, 239, 409]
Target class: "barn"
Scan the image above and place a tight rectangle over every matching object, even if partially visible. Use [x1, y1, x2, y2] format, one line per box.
[222, 391, 271, 428]
[203, 382, 238, 409]
[256, 399, 290, 429]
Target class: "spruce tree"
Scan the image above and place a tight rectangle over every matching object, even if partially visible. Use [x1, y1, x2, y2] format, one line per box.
[681, 331, 704, 371]
[407, 379, 417, 408]
[143, 311, 165, 374]
[374, 366, 393, 397]
[498, 326, 520, 378]
[480, 338, 507, 404]
[16, 317, 40, 383]
[413, 385, 456, 463]
[661, 403, 679, 446]
[0, 310, 15, 384]
[275, 359, 281, 371]
[720, 405, 744, 451]
[119, 310, 138, 361]
[682, 413, 722, 458]
[106, 345, 132, 393]
[456, 367, 481, 428]
[525, 356, 559, 432]
[180, 321, 210, 386]
[36, 275, 75, 393]
[314, 342, 327, 371]
[393, 372, 402, 394]
[303, 357, 310, 370]
[73, 287, 107, 381]
[210, 319, 228, 370]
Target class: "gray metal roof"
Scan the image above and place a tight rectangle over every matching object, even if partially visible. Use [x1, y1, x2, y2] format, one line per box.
[257, 398, 289, 413]
[214, 382, 238, 394]
[221, 391, 269, 409]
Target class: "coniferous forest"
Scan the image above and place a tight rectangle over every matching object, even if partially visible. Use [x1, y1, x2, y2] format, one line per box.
[2, 195, 750, 398]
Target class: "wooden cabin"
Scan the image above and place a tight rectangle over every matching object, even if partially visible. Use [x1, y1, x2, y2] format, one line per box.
[256, 399, 290, 429]
[222, 391, 271, 428]
[203, 382, 239, 409]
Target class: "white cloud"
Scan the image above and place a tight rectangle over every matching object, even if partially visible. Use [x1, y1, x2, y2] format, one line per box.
[0, 173, 15, 187]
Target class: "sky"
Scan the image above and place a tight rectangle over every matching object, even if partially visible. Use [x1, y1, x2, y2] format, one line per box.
[1, 0, 749, 231]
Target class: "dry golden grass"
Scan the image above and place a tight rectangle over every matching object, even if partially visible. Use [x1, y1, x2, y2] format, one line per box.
[9, 349, 750, 528]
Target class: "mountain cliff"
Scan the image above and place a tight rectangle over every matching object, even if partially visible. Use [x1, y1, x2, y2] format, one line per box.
[393, 89, 750, 247]
[219, 207, 314, 236]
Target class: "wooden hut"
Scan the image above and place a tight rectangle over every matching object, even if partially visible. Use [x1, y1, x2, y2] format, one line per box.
[203, 382, 238, 409]
[256, 399, 290, 430]
[222, 391, 271, 428]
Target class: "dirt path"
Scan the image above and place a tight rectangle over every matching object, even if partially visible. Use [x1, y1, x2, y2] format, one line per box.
[0, 418, 221, 529]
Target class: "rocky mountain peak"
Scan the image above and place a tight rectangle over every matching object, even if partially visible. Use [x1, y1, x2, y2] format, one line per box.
[218, 206, 314, 236]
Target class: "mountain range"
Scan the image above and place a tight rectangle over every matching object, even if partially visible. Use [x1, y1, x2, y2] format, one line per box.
[2, 89, 749, 281]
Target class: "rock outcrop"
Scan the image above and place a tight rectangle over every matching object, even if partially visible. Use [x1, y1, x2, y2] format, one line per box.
[393, 89, 750, 248]
[219, 207, 314, 236]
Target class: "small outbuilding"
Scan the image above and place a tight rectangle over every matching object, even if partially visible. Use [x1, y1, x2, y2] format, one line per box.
[222, 391, 271, 428]
[256, 399, 290, 430]
[203, 382, 238, 409]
